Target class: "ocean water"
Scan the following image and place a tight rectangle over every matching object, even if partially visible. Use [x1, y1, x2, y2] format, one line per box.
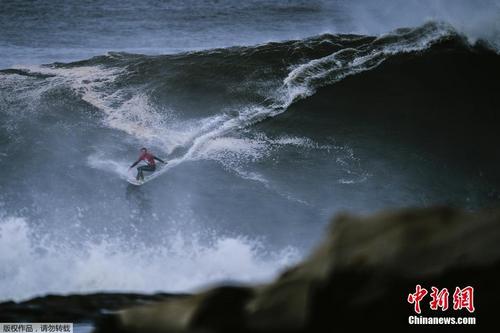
[1, 0, 500, 302]
[2, 0, 499, 69]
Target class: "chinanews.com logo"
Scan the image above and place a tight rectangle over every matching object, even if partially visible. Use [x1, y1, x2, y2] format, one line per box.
[407, 285, 476, 325]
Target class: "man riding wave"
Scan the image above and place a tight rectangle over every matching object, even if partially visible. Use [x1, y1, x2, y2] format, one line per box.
[129, 147, 166, 181]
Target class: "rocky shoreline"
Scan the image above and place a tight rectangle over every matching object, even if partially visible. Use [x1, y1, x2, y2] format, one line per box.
[0, 293, 186, 324]
[2, 206, 499, 332]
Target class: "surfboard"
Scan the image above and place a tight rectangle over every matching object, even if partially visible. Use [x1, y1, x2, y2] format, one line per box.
[127, 178, 144, 186]
[127, 162, 167, 186]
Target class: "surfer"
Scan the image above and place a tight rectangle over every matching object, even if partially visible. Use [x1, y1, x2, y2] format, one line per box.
[129, 147, 166, 181]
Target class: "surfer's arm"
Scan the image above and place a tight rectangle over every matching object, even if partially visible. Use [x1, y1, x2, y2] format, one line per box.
[129, 159, 141, 168]
[154, 156, 166, 164]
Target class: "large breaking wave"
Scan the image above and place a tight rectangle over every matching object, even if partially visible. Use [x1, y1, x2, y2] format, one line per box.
[1, 21, 500, 301]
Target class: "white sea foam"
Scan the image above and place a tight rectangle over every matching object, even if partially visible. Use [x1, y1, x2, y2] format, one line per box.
[86, 153, 131, 180]
[0, 216, 299, 302]
[196, 137, 269, 163]
[281, 22, 454, 106]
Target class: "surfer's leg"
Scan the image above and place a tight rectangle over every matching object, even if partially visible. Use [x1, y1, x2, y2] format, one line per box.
[137, 165, 156, 181]
[136, 167, 144, 181]
[143, 165, 155, 177]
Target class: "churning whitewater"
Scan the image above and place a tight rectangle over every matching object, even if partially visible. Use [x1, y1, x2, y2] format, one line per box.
[1, 10, 500, 302]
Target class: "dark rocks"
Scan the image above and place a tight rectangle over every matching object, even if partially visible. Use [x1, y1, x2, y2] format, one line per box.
[94, 206, 500, 332]
[2, 206, 499, 332]
[0, 293, 184, 323]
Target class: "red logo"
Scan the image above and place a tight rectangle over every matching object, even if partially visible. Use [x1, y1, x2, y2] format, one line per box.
[453, 286, 475, 313]
[407, 285, 475, 313]
[429, 287, 449, 311]
[407, 284, 428, 314]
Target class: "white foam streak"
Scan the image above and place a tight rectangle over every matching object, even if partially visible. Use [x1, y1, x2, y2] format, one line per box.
[281, 22, 454, 106]
[87, 153, 130, 180]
